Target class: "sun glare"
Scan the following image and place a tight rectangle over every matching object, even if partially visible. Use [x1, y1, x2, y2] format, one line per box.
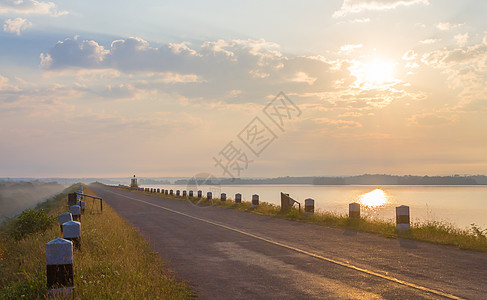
[350, 59, 398, 89]
[358, 189, 389, 208]
[365, 61, 394, 84]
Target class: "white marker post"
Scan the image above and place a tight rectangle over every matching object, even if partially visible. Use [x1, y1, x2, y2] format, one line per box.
[70, 205, 81, 222]
[305, 198, 315, 215]
[207, 192, 212, 200]
[235, 193, 242, 204]
[396, 205, 410, 231]
[62, 220, 81, 250]
[252, 194, 259, 208]
[349, 202, 360, 219]
[58, 212, 72, 233]
[46, 238, 74, 297]
[221, 193, 226, 202]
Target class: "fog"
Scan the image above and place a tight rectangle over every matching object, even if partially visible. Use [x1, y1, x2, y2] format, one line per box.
[0, 181, 66, 222]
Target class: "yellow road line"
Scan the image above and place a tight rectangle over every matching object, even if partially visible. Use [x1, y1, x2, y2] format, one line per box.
[105, 189, 463, 300]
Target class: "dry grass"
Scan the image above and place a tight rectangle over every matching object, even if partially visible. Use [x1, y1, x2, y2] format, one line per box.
[126, 187, 487, 252]
[0, 184, 195, 299]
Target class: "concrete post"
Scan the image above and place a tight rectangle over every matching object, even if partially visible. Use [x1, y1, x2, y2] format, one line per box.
[189, 191, 193, 198]
[68, 193, 77, 207]
[198, 190, 202, 198]
[58, 212, 72, 233]
[349, 203, 360, 219]
[70, 205, 81, 222]
[80, 201, 85, 214]
[62, 221, 81, 250]
[207, 192, 212, 200]
[221, 193, 226, 202]
[46, 238, 73, 297]
[235, 193, 242, 204]
[252, 194, 259, 208]
[305, 198, 315, 215]
[396, 205, 410, 231]
[176, 190, 180, 197]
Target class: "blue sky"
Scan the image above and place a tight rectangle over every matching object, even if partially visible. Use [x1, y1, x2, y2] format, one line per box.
[1, 0, 487, 178]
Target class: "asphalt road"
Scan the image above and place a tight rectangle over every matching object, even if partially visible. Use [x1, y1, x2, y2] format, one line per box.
[90, 185, 487, 299]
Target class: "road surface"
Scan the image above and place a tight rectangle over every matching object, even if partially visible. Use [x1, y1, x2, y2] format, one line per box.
[90, 184, 487, 299]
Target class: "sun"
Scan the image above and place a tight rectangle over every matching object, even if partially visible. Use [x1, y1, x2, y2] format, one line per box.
[364, 60, 394, 85]
[350, 59, 398, 89]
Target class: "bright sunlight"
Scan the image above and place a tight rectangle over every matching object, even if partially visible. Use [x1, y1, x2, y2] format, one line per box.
[358, 189, 389, 207]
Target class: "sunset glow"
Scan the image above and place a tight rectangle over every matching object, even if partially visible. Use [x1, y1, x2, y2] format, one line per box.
[0, 1, 486, 178]
[358, 189, 389, 207]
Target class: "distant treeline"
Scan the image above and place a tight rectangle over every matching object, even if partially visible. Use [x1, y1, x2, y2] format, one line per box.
[174, 174, 487, 185]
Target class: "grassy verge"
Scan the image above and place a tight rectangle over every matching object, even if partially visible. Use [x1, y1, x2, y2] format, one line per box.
[122, 186, 487, 252]
[0, 184, 195, 299]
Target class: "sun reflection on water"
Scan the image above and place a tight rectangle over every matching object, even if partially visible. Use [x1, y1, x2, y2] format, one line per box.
[358, 189, 389, 208]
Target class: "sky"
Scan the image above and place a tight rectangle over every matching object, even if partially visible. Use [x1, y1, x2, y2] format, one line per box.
[1, 0, 486, 178]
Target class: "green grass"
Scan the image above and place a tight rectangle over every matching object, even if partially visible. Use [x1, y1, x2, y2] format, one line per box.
[124, 186, 487, 252]
[0, 184, 195, 299]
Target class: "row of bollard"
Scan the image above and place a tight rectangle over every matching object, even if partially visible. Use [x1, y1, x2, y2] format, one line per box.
[46, 186, 85, 297]
[138, 186, 412, 231]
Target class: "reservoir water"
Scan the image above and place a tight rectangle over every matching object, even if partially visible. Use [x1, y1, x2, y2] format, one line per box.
[142, 184, 487, 229]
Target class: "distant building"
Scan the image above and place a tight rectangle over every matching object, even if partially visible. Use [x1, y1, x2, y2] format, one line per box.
[130, 175, 138, 188]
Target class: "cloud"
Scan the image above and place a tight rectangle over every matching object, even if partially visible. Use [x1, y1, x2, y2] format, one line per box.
[0, 0, 67, 16]
[409, 113, 453, 127]
[333, 0, 429, 18]
[454, 33, 469, 47]
[402, 49, 417, 61]
[436, 22, 462, 31]
[419, 38, 440, 44]
[3, 17, 31, 35]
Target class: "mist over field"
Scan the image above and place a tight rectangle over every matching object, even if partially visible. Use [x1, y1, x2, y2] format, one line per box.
[0, 181, 66, 222]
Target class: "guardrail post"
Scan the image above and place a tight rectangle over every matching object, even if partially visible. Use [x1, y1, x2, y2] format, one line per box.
[235, 193, 242, 204]
[70, 205, 81, 222]
[183, 190, 187, 197]
[207, 192, 212, 200]
[252, 194, 259, 208]
[305, 198, 314, 215]
[396, 205, 410, 231]
[170, 190, 173, 196]
[58, 212, 72, 233]
[221, 193, 226, 202]
[189, 190, 193, 198]
[349, 202, 360, 219]
[46, 238, 73, 297]
[62, 220, 81, 250]
[176, 190, 180, 197]
[197, 190, 202, 198]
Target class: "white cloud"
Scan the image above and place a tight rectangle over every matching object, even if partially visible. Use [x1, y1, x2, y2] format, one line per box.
[339, 44, 363, 54]
[402, 49, 417, 61]
[0, 0, 67, 16]
[291, 72, 317, 85]
[333, 0, 429, 18]
[420, 38, 440, 44]
[3, 18, 31, 35]
[454, 33, 469, 47]
[436, 22, 462, 31]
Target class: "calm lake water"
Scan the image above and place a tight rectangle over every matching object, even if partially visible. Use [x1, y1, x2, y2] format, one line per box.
[142, 184, 487, 229]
